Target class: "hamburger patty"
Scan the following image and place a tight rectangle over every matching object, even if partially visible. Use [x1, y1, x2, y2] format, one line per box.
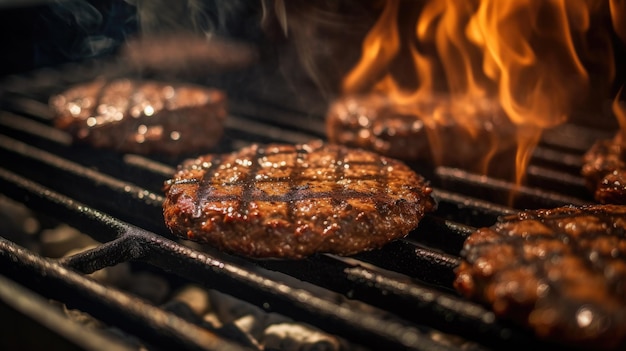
[162, 140, 436, 259]
[581, 133, 626, 204]
[49, 78, 226, 155]
[454, 205, 626, 350]
[325, 93, 517, 175]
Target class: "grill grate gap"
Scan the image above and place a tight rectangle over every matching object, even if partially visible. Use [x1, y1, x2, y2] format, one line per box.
[411, 216, 476, 255]
[435, 167, 591, 209]
[525, 165, 591, 200]
[531, 146, 584, 171]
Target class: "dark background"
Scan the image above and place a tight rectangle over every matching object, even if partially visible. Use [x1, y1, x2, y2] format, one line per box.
[0, 1, 137, 76]
[0, 0, 268, 77]
[0, 0, 624, 103]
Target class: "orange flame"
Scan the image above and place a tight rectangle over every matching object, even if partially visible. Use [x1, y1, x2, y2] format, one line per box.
[608, 0, 625, 142]
[342, 0, 400, 94]
[610, 0, 626, 43]
[340, 0, 618, 184]
[468, 0, 590, 185]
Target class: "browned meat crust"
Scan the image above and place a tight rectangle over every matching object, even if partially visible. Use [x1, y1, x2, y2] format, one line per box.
[454, 205, 626, 350]
[49, 78, 226, 155]
[162, 140, 436, 259]
[325, 93, 517, 174]
[582, 133, 626, 204]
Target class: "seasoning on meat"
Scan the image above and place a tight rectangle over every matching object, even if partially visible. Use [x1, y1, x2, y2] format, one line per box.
[325, 93, 517, 174]
[49, 78, 226, 155]
[162, 140, 436, 259]
[582, 133, 626, 204]
[454, 204, 626, 350]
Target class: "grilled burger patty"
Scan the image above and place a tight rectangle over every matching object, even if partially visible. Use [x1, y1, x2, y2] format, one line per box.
[454, 205, 626, 350]
[582, 133, 626, 204]
[325, 93, 517, 173]
[163, 141, 436, 259]
[49, 78, 226, 155]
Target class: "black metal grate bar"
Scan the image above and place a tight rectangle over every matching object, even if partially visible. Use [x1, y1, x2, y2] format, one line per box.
[0, 238, 250, 351]
[0, 274, 135, 351]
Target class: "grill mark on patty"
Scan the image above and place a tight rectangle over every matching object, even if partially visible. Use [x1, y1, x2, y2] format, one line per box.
[193, 145, 395, 205]
[330, 143, 348, 208]
[490, 209, 624, 284]
[191, 190, 391, 203]
[195, 156, 221, 219]
[472, 211, 625, 290]
[239, 144, 264, 215]
[455, 205, 626, 349]
[544, 209, 625, 294]
[285, 145, 310, 227]
[378, 150, 392, 212]
[186, 144, 347, 220]
[186, 172, 389, 186]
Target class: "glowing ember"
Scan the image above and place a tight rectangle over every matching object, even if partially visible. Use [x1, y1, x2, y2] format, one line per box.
[341, 0, 622, 185]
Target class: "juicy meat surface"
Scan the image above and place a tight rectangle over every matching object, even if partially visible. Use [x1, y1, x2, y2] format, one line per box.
[454, 204, 626, 350]
[582, 133, 626, 204]
[49, 78, 226, 155]
[325, 93, 517, 175]
[162, 140, 436, 259]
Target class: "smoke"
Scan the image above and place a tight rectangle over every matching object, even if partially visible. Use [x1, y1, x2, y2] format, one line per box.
[121, 0, 377, 97]
[34, 0, 137, 65]
[259, 0, 380, 98]
[115, 1, 261, 77]
[35, 0, 377, 99]
[124, 0, 262, 40]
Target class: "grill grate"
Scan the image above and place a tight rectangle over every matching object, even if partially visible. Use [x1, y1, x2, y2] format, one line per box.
[0, 59, 615, 351]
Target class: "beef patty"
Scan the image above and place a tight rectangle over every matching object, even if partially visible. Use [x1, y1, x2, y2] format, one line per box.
[49, 78, 226, 155]
[454, 204, 626, 350]
[582, 133, 626, 204]
[325, 93, 517, 175]
[162, 141, 436, 259]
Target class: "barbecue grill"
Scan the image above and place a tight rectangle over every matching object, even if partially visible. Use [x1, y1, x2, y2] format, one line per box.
[0, 2, 624, 351]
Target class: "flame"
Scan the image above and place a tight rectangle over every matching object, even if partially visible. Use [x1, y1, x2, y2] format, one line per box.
[467, 0, 590, 184]
[610, 0, 626, 43]
[340, 0, 619, 184]
[342, 0, 401, 94]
